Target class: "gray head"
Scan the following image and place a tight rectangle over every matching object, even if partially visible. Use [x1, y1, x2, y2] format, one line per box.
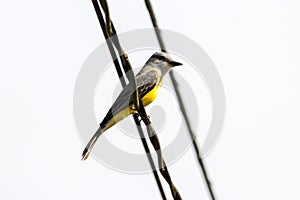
[146, 52, 182, 75]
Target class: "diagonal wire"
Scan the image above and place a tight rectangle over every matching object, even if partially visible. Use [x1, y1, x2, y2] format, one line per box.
[144, 0, 217, 199]
[91, 1, 166, 199]
[97, 0, 182, 199]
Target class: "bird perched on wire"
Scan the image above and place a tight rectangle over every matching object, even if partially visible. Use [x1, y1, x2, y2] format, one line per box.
[82, 52, 182, 160]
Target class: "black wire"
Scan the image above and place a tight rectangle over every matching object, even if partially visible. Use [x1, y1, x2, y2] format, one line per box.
[97, 0, 183, 199]
[144, 0, 217, 199]
[91, 1, 166, 199]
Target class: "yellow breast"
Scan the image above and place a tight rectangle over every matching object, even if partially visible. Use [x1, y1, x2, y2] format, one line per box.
[102, 80, 163, 132]
[141, 81, 163, 107]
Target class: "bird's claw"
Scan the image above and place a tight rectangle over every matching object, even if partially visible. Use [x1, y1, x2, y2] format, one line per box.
[139, 115, 150, 123]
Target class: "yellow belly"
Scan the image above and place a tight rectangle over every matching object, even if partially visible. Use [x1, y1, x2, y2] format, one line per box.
[141, 84, 161, 106]
[102, 82, 162, 132]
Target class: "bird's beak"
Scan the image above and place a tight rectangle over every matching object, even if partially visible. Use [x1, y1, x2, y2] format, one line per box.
[170, 61, 182, 67]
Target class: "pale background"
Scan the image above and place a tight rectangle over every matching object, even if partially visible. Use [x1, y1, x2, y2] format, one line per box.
[1, 0, 300, 199]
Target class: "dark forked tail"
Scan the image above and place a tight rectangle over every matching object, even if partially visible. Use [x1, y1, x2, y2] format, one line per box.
[81, 126, 103, 161]
[81, 109, 114, 161]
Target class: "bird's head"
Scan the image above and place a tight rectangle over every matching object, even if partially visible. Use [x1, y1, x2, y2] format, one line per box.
[147, 52, 182, 75]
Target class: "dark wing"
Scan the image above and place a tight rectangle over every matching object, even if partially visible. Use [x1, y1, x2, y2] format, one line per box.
[100, 70, 159, 128]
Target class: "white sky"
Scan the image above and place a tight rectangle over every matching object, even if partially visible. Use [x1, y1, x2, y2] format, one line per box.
[1, 0, 300, 199]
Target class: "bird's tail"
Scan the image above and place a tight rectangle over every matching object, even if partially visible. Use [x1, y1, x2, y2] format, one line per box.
[81, 127, 103, 161]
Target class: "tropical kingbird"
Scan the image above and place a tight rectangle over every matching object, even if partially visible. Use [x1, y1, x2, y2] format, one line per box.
[82, 52, 182, 160]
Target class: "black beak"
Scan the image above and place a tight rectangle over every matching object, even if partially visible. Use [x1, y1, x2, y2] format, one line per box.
[170, 61, 182, 67]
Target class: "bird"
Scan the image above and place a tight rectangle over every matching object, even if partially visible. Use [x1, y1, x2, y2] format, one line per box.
[81, 52, 182, 160]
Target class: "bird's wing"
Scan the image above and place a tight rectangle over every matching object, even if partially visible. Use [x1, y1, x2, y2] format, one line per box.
[100, 70, 159, 128]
